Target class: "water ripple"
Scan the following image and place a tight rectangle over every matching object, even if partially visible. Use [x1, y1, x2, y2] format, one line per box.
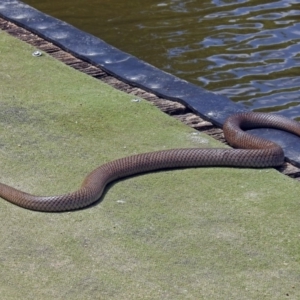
[196, 0, 300, 117]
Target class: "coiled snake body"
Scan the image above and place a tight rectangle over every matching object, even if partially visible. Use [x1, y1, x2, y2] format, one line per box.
[0, 112, 299, 212]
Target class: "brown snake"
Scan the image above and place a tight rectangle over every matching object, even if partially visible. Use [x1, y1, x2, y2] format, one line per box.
[0, 112, 299, 212]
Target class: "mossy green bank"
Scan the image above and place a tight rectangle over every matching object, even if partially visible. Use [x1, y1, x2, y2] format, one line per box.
[1, 30, 300, 299]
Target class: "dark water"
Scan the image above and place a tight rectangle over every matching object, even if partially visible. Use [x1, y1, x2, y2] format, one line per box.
[24, 0, 300, 119]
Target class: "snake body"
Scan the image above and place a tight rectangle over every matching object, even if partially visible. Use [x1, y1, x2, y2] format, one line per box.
[0, 112, 299, 212]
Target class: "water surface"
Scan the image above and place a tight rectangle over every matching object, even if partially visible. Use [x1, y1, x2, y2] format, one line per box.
[24, 0, 300, 119]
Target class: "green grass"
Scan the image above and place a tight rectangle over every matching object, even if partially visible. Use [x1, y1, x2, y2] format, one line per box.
[1, 29, 300, 299]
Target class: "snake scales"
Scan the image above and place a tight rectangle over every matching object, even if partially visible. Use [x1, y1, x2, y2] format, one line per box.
[0, 112, 299, 212]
